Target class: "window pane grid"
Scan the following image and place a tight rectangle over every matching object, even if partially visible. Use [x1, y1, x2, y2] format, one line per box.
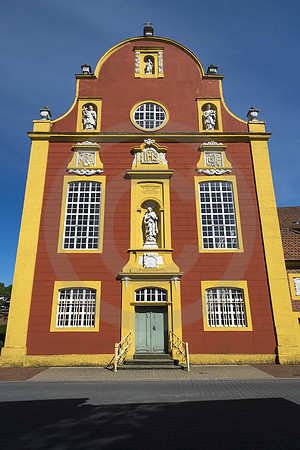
[199, 181, 238, 249]
[56, 288, 96, 328]
[63, 181, 101, 250]
[135, 288, 167, 302]
[206, 288, 247, 327]
[133, 103, 166, 130]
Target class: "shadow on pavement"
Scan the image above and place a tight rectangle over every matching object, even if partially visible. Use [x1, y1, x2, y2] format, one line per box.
[1, 397, 299, 449]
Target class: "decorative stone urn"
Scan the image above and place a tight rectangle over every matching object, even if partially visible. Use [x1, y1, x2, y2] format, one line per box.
[40, 106, 52, 120]
[247, 106, 259, 121]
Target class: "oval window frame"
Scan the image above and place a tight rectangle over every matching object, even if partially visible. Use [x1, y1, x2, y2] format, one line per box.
[130, 100, 169, 131]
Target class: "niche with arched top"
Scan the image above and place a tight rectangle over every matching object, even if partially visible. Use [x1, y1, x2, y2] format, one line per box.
[82, 103, 98, 131]
[141, 200, 164, 249]
[202, 103, 218, 131]
[144, 55, 155, 75]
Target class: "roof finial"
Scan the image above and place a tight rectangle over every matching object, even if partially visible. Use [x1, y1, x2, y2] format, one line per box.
[144, 21, 154, 37]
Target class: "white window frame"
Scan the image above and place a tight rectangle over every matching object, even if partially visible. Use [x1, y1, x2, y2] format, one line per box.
[206, 287, 247, 328]
[63, 181, 101, 250]
[199, 180, 238, 250]
[135, 287, 167, 302]
[56, 288, 96, 328]
[132, 103, 167, 130]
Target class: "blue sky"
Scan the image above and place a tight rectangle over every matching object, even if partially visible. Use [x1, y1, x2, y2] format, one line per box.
[1, 0, 299, 285]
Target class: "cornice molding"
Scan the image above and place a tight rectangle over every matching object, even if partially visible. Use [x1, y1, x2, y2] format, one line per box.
[27, 132, 272, 143]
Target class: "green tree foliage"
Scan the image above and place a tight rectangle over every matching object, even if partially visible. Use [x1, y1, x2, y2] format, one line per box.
[0, 282, 12, 319]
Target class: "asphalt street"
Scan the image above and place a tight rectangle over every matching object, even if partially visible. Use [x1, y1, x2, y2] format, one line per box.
[0, 379, 299, 449]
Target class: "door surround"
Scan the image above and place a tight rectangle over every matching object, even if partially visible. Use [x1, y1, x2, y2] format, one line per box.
[119, 277, 183, 358]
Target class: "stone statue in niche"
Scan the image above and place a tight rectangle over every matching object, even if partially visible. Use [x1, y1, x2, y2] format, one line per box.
[203, 104, 217, 130]
[145, 58, 153, 74]
[82, 105, 97, 130]
[143, 207, 159, 247]
[294, 277, 300, 296]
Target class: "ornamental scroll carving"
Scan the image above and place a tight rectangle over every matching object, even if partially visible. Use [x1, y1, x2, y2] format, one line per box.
[135, 51, 140, 74]
[67, 143, 103, 176]
[134, 48, 164, 78]
[131, 139, 168, 169]
[196, 143, 232, 175]
[143, 253, 159, 268]
[205, 152, 223, 167]
[133, 148, 167, 165]
[76, 152, 95, 167]
[158, 52, 163, 74]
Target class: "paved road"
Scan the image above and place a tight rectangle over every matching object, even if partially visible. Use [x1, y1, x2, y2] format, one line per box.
[0, 379, 299, 449]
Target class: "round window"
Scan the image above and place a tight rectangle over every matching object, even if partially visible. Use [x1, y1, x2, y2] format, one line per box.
[131, 102, 168, 131]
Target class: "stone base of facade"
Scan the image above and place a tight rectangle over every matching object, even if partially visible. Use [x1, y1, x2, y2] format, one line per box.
[0, 354, 114, 368]
[2, 352, 300, 367]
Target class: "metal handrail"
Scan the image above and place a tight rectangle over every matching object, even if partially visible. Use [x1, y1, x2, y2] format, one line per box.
[113, 330, 133, 372]
[169, 330, 190, 371]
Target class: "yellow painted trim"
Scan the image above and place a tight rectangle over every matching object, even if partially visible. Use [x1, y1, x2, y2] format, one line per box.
[219, 80, 247, 124]
[57, 175, 106, 254]
[1, 139, 49, 359]
[129, 178, 172, 249]
[249, 128, 300, 362]
[201, 280, 252, 331]
[120, 278, 182, 357]
[27, 133, 272, 144]
[134, 47, 164, 78]
[76, 98, 102, 132]
[190, 354, 276, 364]
[33, 121, 51, 132]
[131, 140, 169, 171]
[0, 354, 113, 367]
[51, 79, 79, 124]
[248, 121, 266, 133]
[194, 175, 244, 253]
[196, 98, 223, 132]
[67, 142, 103, 172]
[292, 312, 300, 347]
[288, 273, 300, 299]
[52, 37, 204, 125]
[196, 143, 232, 172]
[130, 100, 169, 131]
[50, 281, 101, 332]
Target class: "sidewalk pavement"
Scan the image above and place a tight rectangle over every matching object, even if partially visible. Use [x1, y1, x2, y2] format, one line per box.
[0, 364, 299, 382]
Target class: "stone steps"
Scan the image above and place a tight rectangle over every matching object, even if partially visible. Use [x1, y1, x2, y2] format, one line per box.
[118, 353, 185, 370]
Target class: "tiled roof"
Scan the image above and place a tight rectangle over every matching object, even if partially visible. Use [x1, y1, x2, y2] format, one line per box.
[277, 206, 300, 261]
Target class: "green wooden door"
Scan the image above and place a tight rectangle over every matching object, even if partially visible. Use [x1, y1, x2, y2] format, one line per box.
[135, 307, 167, 354]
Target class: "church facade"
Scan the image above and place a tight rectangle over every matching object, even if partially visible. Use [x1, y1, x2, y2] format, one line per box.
[2, 25, 299, 366]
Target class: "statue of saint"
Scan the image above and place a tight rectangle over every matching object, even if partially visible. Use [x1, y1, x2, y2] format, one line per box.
[82, 105, 97, 130]
[294, 277, 300, 296]
[145, 58, 153, 74]
[143, 207, 159, 244]
[203, 104, 217, 130]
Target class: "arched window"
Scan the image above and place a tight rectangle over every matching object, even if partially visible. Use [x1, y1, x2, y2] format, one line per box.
[135, 287, 167, 302]
[63, 181, 101, 250]
[199, 180, 238, 249]
[206, 287, 247, 327]
[56, 288, 96, 327]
